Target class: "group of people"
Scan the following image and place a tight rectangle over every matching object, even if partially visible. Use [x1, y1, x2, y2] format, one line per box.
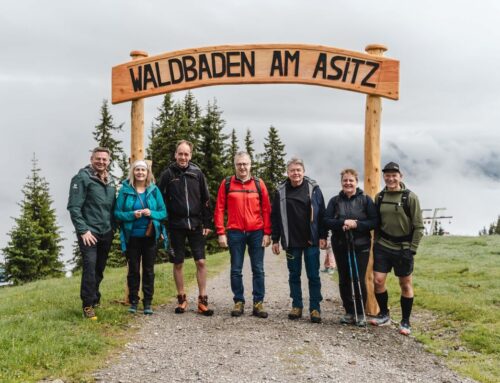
[67, 141, 424, 336]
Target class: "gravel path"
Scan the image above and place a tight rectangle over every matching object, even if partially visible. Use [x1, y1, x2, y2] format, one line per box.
[95, 249, 475, 383]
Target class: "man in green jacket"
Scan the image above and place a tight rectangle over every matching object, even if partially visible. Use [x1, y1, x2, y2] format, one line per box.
[369, 162, 424, 336]
[67, 147, 116, 320]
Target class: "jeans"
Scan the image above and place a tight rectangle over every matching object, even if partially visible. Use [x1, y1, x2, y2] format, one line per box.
[227, 230, 265, 303]
[333, 244, 369, 315]
[78, 231, 113, 308]
[286, 246, 322, 312]
[127, 236, 157, 305]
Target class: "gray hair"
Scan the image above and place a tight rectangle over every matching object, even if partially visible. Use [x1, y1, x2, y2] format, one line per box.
[286, 157, 305, 171]
[234, 151, 251, 165]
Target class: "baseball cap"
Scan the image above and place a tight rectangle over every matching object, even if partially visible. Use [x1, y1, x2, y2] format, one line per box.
[382, 161, 400, 173]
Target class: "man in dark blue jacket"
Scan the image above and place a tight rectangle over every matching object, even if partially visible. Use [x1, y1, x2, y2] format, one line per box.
[271, 157, 327, 323]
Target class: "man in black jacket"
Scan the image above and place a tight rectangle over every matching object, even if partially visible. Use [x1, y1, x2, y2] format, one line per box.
[158, 140, 213, 316]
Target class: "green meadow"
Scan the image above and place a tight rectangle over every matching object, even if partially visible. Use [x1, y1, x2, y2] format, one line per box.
[0, 252, 229, 383]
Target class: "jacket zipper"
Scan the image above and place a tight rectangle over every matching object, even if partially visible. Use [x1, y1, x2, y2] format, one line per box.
[184, 177, 191, 229]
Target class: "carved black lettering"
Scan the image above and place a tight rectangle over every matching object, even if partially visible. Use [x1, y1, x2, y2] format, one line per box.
[361, 61, 379, 88]
[284, 50, 300, 76]
[129, 66, 142, 91]
[143, 64, 158, 90]
[168, 58, 184, 84]
[350, 58, 365, 84]
[241, 51, 255, 77]
[226, 52, 240, 77]
[155, 62, 170, 87]
[312, 53, 327, 79]
[182, 55, 197, 82]
[270, 51, 284, 77]
[211, 52, 226, 78]
[198, 54, 212, 80]
[341, 58, 351, 82]
[327, 55, 344, 80]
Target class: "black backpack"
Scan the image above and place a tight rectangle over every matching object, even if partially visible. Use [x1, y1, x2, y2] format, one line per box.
[224, 176, 262, 208]
[376, 189, 413, 243]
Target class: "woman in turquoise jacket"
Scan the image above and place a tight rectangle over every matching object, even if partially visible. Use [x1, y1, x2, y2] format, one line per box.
[115, 160, 167, 315]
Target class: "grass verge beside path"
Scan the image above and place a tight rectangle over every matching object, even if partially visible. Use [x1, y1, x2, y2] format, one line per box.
[385, 236, 499, 383]
[0, 252, 229, 383]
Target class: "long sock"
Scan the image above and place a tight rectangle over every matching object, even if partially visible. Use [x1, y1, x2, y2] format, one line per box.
[400, 296, 414, 323]
[375, 291, 389, 315]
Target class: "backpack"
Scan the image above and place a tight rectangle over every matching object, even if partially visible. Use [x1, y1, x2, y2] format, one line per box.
[376, 189, 413, 243]
[224, 175, 263, 209]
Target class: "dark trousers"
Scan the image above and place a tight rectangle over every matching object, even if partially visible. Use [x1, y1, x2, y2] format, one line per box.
[78, 231, 113, 308]
[127, 236, 157, 305]
[333, 244, 370, 315]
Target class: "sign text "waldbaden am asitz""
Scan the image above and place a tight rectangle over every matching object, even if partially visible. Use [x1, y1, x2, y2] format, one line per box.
[111, 44, 399, 104]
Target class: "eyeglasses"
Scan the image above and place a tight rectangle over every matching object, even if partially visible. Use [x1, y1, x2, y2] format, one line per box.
[236, 163, 250, 167]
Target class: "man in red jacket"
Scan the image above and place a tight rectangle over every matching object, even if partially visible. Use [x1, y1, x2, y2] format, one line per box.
[214, 151, 272, 318]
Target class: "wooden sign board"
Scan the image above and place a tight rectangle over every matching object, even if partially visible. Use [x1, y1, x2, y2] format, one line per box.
[112, 44, 399, 104]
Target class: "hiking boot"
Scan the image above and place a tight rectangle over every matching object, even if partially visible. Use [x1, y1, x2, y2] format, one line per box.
[128, 303, 138, 314]
[175, 294, 187, 314]
[369, 312, 391, 326]
[288, 307, 303, 320]
[143, 305, 153, 315]
[231, 301, 245, 317]
[340, 313, 355, 325]
[198, 295, 214, 316]
[83, 306, 97, 320]
[310, 310, 322, 324]
[252, 302, 268, 318]
[399, 320, 411, 336]
[356, 316, 367, 327]
[327, 267, 335, 275]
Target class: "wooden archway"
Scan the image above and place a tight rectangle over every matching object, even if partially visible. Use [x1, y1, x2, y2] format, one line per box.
[112, 43, 400, 314]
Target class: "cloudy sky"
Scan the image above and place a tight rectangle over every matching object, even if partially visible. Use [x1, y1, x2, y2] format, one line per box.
[1, 0, 499, 265]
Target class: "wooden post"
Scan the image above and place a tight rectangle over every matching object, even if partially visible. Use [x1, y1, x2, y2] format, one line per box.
[123, 50, 148, 305]
[364, 44, 387, 316]
[130, 50, 148, 163]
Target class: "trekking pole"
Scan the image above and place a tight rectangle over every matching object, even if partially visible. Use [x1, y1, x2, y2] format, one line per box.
[348, 230, 367, 327]
[345, 230, 358, 324]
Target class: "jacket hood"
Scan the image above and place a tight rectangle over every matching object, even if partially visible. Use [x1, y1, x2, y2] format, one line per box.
[80, 165, 115, 186]
[339, 187, 365, 199]
[168, 161, 200, 173]
[382, 182, 407, 193]
[120, 179, 156, 194]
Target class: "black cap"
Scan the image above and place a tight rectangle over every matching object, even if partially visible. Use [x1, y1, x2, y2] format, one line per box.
[382, 161, 400, 173]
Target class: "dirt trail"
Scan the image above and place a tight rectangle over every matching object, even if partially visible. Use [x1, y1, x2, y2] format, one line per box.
[95, 249, 474, 383]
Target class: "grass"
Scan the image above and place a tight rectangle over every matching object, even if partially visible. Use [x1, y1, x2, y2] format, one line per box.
[0, 252, 229, 383]
[385, 236, 500, 383]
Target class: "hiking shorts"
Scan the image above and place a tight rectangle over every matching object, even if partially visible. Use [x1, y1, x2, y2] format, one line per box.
[169, 227, 206, 264]
[373, 243, 414, 277]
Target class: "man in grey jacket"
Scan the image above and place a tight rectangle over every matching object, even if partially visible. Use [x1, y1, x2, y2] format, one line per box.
[271, 157, 327, 323]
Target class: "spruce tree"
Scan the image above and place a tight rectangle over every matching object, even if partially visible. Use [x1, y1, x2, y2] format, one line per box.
[226, 128, 239, 175]
[92, 101, 126, 268]
[495, 216, 500, 235]
[3, 155, 64, 284]
[93, 99, 125, 174]
[147, 93, 176, 178]
[181, 91, 203, 165]
[244, 128, 260, 175]
[199, 99, 228, 204]
[198, 100, 228, 254]
[259, 125, 287, 197]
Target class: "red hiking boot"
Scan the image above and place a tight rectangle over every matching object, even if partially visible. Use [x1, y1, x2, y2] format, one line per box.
[175, 294, 187, 314]
[198, 295, 214, 316]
